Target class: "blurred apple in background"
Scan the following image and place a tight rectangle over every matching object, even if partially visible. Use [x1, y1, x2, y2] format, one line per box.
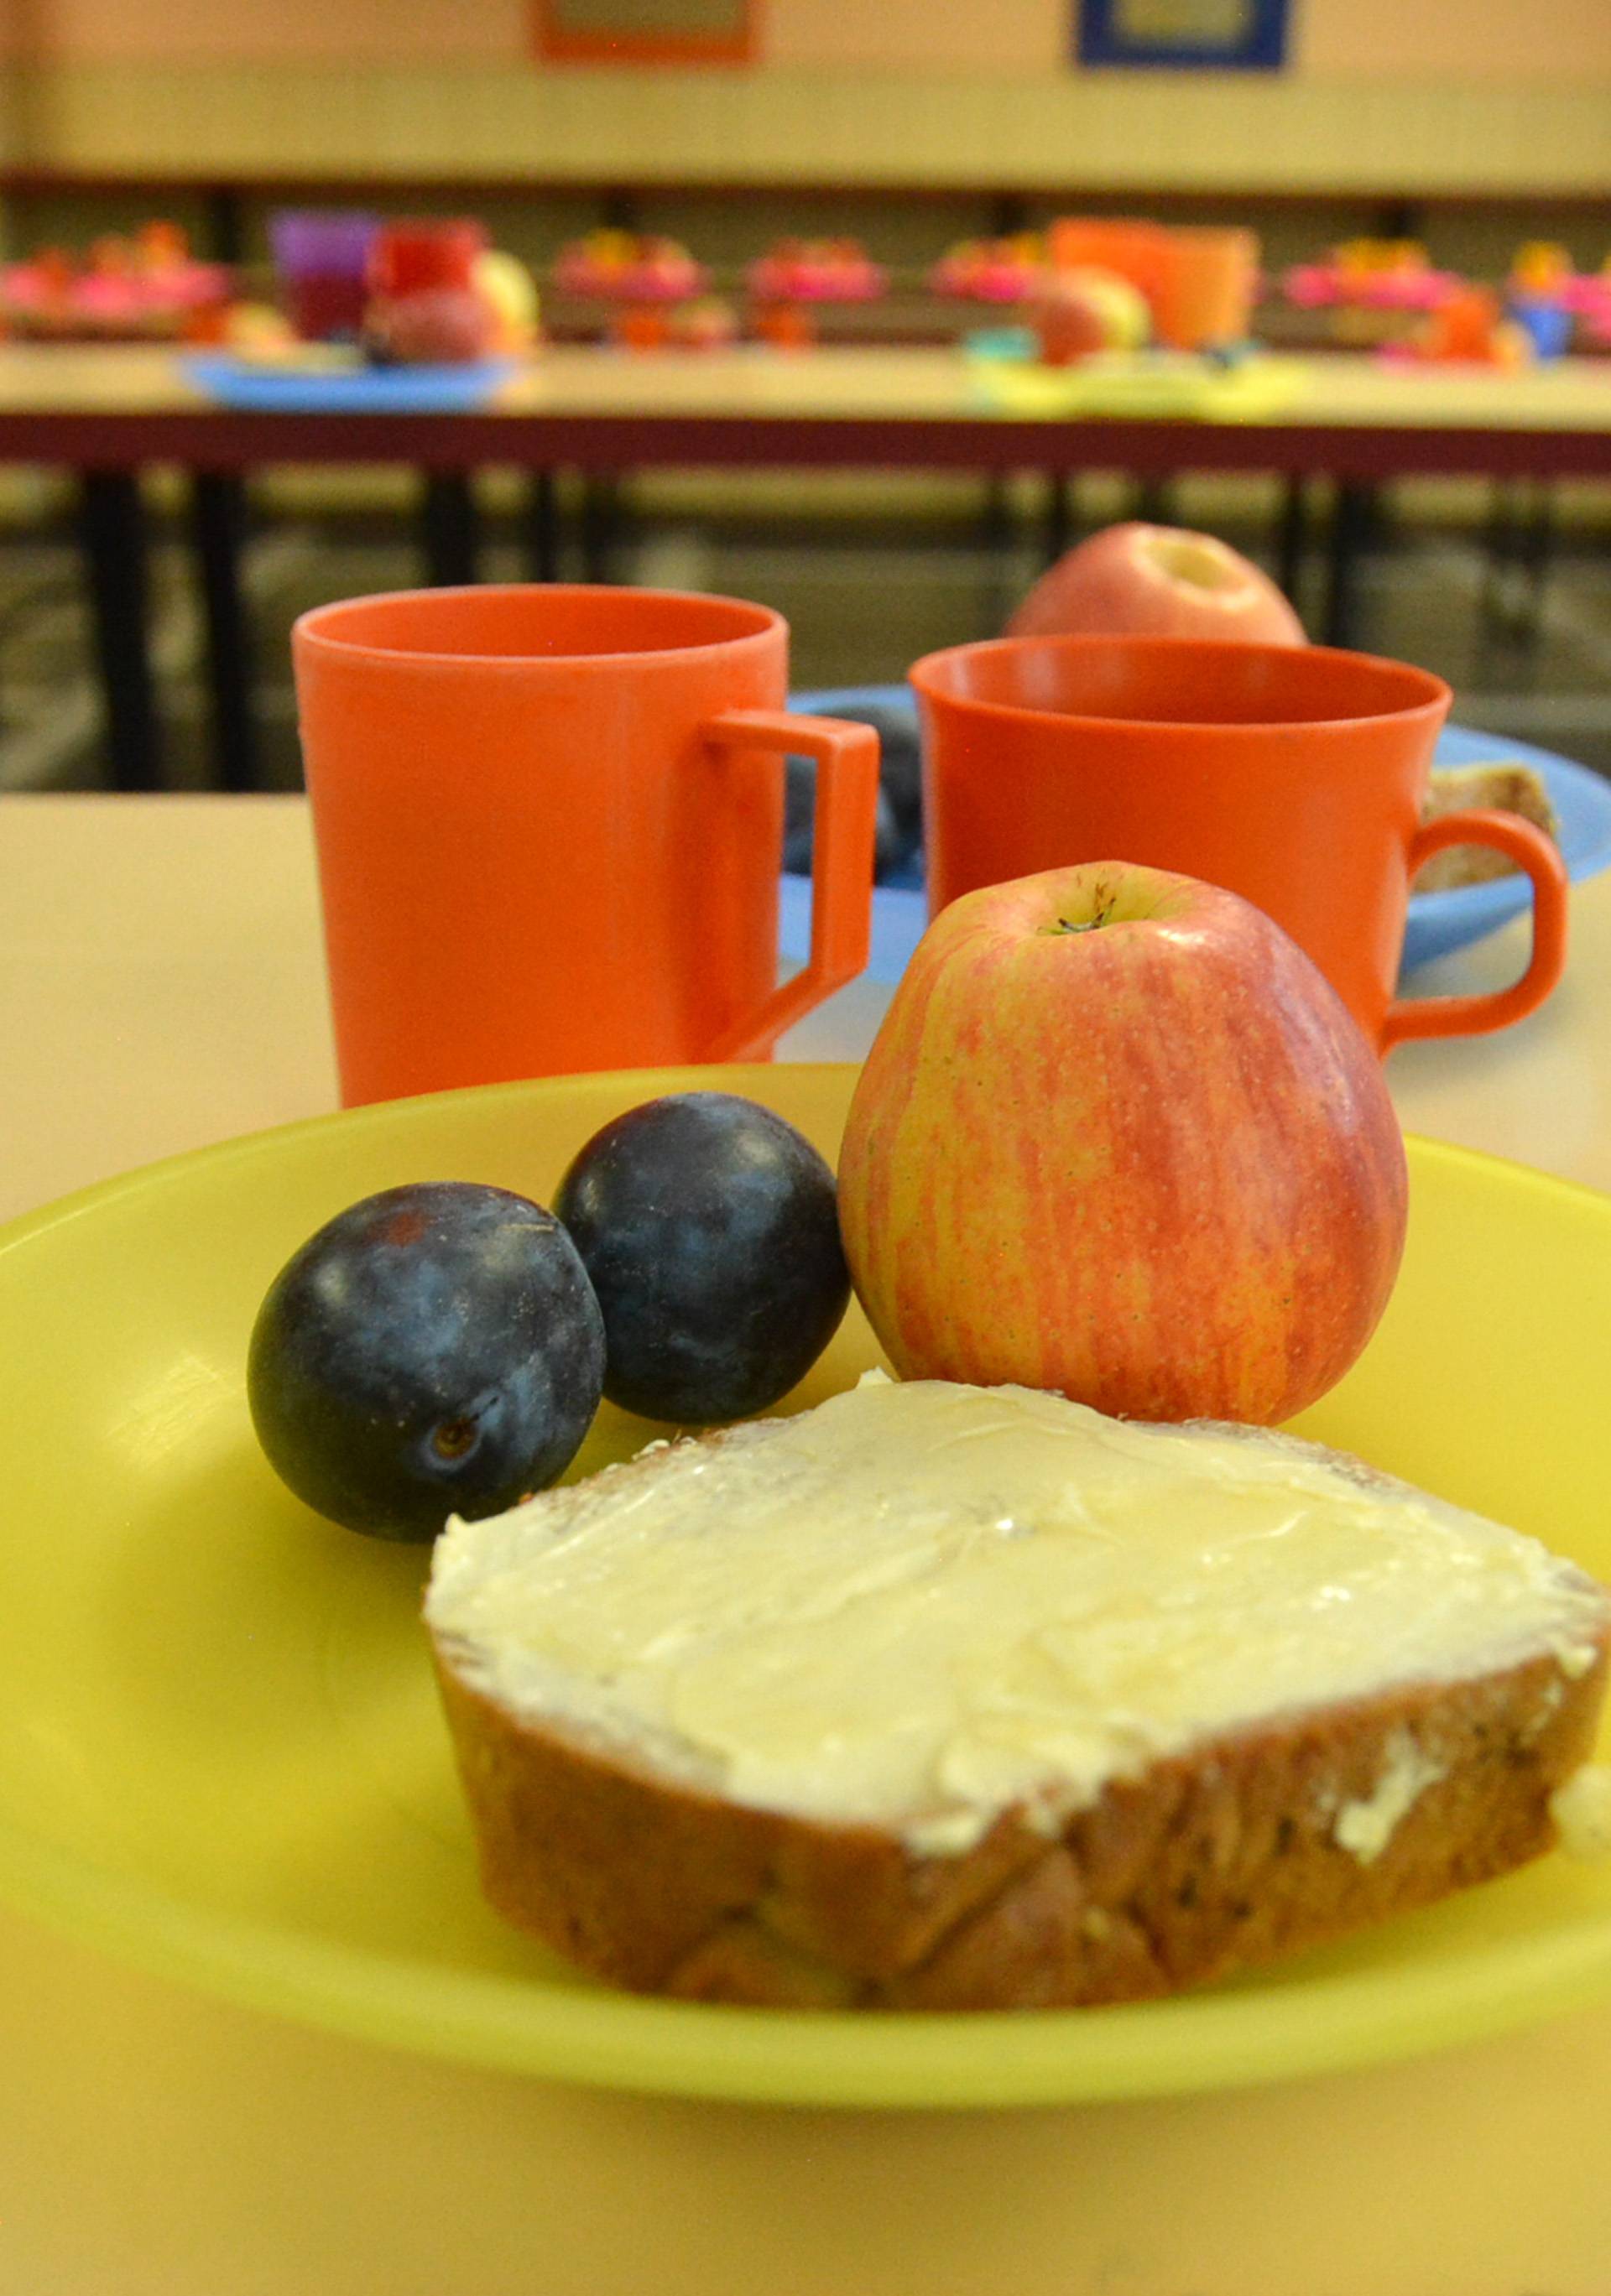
[1008, 521, 1306, 643]
[368, 288, 495, 367]
[473, 250, 540, 351]
[1030, 265, 1151, 366]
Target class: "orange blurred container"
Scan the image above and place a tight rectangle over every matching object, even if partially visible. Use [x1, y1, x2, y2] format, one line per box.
[294, 586, 880, 1106]
[909, 635, 1567, 1054]
[1045, 218, 1176, 310]
[1153, 226, 1259, 350]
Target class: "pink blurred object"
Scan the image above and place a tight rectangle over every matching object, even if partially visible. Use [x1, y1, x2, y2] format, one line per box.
[554, 233, 706, 303]
[931, 237, 1043, 303]
[1285, 262, 1462, 313]
[745, 240, 886, 303]
[1559, 273, 1611, 321]
[1, 253, 232, 339]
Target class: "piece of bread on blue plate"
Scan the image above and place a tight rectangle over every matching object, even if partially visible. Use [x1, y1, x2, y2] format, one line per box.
[425, 1376, 1609, 2010]
[1416, 763, 1561, 893]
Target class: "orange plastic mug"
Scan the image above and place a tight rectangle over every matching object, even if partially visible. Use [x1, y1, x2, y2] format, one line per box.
[1154, 226, 1259, 350]
[909, 634, 1568, 1053]
[294, 586, 880, 1105]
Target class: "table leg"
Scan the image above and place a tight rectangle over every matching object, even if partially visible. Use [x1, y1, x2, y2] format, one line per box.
[1478, 482, 1519, 633]
[1515, 482, 1559, 653]
[203, 186, 246, 264]
[1275, 476, 1310, 621]
[1131, 476, 1177, 526]
[190, 472, 258, 793]
[1322, 482, 1374, 650]
[77, 471, 161, 793]
[978, 474, 1014, 554]
[420, 472, 480, 586]
[1480, 480, 1556, 658]
[579, 474, 623, 583]
[524, 471, 561, 582]
[1041, 472, 1077, 566]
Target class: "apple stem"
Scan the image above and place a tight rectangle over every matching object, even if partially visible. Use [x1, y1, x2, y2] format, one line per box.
[1045, 898, 1116, 935]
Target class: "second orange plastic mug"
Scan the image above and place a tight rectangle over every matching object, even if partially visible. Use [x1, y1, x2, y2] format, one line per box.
[293, 586, 881, 1106]
[909, 634, 1569, 1054]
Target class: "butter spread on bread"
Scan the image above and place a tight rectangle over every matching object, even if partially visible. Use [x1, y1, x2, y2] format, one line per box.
[425, 1378, 1608, 2007]
[429, 1375, 1602, 1855]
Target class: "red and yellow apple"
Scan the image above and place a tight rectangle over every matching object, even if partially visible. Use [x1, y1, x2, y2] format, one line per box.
[368, 288, 495, 367]
[837, 862, 1407, 1425]
[1030, 265, 1151, 366]
[1007, 521, 1306, 645]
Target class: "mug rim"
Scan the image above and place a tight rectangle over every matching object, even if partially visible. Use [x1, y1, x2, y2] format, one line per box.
[908, 633, 1452, 733]
[292, 584, 785, 670]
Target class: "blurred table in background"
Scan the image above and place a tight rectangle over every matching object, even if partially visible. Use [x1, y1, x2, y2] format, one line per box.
[3, 343, 1611, 794]
[2, 791, 1610, 2296]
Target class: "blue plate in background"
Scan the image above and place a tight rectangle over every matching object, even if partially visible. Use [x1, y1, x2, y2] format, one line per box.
[184, 354, 519, 414]
[782, 685, 1611, 985]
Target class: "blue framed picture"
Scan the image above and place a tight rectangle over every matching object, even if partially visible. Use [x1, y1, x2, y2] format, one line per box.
[1077, 0, 1290, 70]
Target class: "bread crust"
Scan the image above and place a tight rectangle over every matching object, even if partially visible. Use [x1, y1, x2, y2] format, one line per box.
[431, 1596, 1608, 2011]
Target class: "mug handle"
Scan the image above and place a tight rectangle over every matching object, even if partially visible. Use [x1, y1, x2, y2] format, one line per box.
[697, 709, 880, 1063]
[1379, 808, 1570, 1052]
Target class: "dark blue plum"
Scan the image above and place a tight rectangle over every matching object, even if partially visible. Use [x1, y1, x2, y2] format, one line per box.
[554, 1093, 849, 1425]
[248, 1181, 605, 1540]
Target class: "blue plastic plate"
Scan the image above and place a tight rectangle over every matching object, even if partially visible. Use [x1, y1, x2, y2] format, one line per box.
[183, 354, 519, 414]
[782, 685, 1611, 985]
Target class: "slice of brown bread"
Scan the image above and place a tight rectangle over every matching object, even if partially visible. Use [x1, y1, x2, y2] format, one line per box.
[1415, 763, 1561, 893]
[425, 1382, 1609, 2011]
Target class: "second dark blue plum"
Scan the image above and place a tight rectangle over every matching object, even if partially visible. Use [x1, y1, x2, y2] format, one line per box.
[554, 1092, 850, 1424]
[248, 1181, 605, 1540]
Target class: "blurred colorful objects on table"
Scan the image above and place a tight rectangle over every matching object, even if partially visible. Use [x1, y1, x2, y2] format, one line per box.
[268, 211, 378, 341]
[745, 239, 886, 303]
[363, 220, 496, 366]
[1285, 240, 1462, 314]
[259, 212, 536, 367]
[553, 231, 706, 302]
[1001, 217, 1260, 367]
[0, 224, 232, 341]
[669, 297, 740, 349]
[930, 235, 1045, 302]
[1409, 285, 1535, 367]
[1509, 242, 1572, 299]
[610, 296, 737, 352]
[217, 301, 300, 358]
[1505, 242, 1611, 348]
[1501, 242, 1573, 360]
[753, 303, 816, 350]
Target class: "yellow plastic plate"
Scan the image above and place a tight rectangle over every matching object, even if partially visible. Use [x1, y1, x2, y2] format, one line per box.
[965, 350, 1310, 422]
[1, 1065, 1608, 2109]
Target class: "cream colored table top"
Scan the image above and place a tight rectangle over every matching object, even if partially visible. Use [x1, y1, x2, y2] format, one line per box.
[3, 792, 1610, 2296]
[3, 341, 1611, 439]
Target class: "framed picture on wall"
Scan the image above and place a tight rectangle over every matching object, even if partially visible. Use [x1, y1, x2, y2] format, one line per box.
[1077, 0, 1290, 69]
[534, 0, 755, 64]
